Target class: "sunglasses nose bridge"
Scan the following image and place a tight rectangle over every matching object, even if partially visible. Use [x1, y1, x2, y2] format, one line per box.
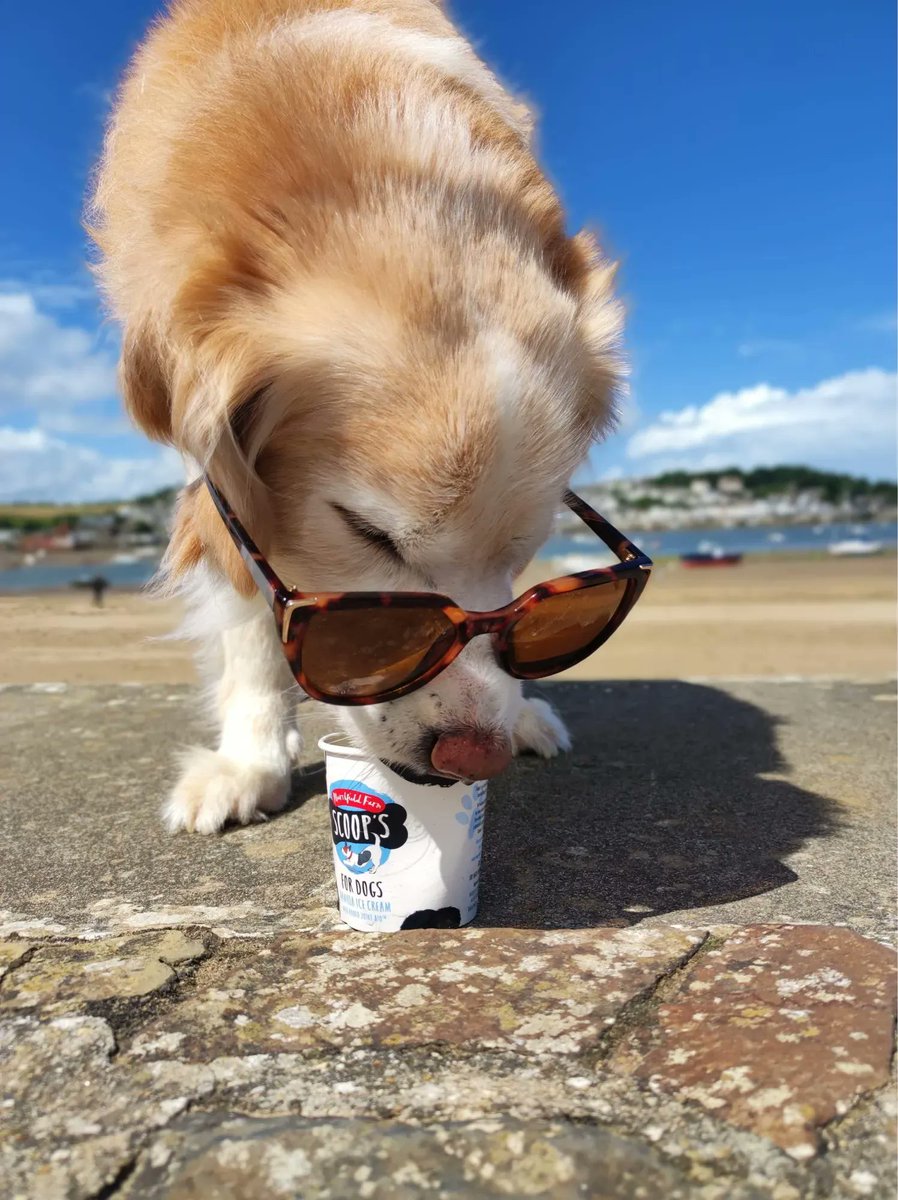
[460, 614, 514, 662]
[463, 613, 508, 637]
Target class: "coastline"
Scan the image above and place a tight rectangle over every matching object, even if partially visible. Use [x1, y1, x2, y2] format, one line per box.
[1, 536, 895, 588]
[2, 554, 894, 686]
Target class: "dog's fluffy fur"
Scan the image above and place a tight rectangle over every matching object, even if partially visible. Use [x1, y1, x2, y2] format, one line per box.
[88, 0, 624, 832]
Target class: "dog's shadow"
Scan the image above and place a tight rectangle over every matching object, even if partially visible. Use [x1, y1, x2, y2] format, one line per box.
[281, 762, 327, 817]
[478, 680, 840, 929]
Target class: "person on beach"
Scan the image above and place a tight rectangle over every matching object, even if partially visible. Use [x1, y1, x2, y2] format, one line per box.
[71, 576, 110, 607]
[90, 576, 109, 607]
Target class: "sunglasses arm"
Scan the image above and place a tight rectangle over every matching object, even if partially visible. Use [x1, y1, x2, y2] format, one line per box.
[203, 476, 299, 634]
[563, 490, 652, 568]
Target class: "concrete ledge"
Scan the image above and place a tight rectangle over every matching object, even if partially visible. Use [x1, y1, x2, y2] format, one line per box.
[1, 681, 895, 1197]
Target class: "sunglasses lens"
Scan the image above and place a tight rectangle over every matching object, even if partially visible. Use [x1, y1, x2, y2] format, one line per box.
[301, 605, 458, 700]
[508, 579, 631, 675]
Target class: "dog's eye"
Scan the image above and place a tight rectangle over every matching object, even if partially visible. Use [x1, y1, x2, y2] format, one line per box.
[331, 503, 403, 562]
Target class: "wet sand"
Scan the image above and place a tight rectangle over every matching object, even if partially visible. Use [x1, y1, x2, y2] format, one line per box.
[1, 555, 894, 685]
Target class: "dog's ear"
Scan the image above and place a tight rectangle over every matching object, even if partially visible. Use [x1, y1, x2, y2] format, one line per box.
[119, 323, 173, 443]
[164, 385, 274, 600]
[164, 478, 257, 599]
[119, 317, 270, 597]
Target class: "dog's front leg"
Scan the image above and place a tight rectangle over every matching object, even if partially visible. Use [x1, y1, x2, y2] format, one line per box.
[164, 606, 300, 834]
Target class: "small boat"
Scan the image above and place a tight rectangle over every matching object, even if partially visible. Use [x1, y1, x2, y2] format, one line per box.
[768, 531, 786, 544]
[828, 539, 883, 557]
[681, 545, 743, 568]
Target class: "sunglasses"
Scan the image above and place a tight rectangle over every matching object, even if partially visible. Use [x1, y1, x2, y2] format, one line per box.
[204, 476, 652, 705]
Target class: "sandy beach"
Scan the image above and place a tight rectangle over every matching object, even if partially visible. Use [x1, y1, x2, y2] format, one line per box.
[1, 555, 894, 685]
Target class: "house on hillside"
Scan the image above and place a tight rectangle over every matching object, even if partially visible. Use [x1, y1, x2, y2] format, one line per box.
[19, 526, 76, 553]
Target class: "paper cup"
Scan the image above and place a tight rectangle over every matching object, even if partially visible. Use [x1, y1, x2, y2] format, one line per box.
[319, 733, 487, 933]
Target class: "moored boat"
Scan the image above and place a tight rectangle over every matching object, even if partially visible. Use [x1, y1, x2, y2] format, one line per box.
[828, 539, 883, 557]
[681, 551, 743, 568]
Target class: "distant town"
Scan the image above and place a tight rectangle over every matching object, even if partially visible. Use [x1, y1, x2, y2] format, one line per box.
[0, 466, 895, 566]
[563, 466, 897, 535]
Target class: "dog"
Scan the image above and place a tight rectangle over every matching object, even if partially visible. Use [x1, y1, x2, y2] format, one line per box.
[338, 837, 382, 874]
[88, 0, 624, 833]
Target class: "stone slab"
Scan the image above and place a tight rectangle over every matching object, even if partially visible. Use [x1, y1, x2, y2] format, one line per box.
[0, 1013, 214, 1200]
[610, 925, 897, 1160]
[1, 929, 207, 1016]
[131, 925, 703, 1058]
[120, 1113, 769, 1200]
[1, 924, 895, 1199]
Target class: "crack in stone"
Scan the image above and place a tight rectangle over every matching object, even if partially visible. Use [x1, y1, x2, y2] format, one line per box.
[593, 931, 716, 1062]
[107, 935, 220, 1047]
[599, 927, 897, 1166]
[815, 1019, 898, 1156]
[0, 943, 37, 990]
[25, 929, 224, 1050]
[88, 1152, 139, 1200]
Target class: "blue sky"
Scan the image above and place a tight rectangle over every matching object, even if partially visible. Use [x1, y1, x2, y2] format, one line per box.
[1, 0, 895, 500]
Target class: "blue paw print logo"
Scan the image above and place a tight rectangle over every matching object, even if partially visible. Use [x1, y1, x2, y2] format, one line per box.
[454, 787, 485, 839]
[454, 792, 473, 827]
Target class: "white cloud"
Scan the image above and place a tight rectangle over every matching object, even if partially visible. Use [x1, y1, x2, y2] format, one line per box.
[0, 427, 184, 503]
[0, 279, 98, 310]
[0, 285, 180, 499]
[37, 411, 131, 437]
[0, 291, 117, 421]
[626, 368, 897, 478]
[0, 285, 184, 499]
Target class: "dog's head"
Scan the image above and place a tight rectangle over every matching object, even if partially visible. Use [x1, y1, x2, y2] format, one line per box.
[120, 216, 624, 782]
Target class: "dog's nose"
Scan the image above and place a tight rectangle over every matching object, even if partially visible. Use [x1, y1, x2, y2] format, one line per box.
[430, 729, 513, 782]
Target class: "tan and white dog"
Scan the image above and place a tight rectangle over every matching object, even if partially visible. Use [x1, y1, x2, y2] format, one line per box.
[88, 0, 624, 833]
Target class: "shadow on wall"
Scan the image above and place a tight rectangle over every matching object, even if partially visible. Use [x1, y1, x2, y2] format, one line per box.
[478, 680, 841, 929]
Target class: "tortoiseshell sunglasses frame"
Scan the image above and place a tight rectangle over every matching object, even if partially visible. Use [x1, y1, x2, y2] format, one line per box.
[204, 476, 652, 706]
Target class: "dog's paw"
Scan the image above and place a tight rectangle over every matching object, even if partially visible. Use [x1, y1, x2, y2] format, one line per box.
[163, 747, 291, 834]
[512, 697, 572, 759]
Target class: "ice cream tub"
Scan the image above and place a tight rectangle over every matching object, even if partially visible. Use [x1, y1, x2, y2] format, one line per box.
[319, 733, 487, 932]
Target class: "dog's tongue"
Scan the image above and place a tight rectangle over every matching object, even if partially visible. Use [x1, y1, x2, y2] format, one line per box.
[430, 730, 512, 782]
